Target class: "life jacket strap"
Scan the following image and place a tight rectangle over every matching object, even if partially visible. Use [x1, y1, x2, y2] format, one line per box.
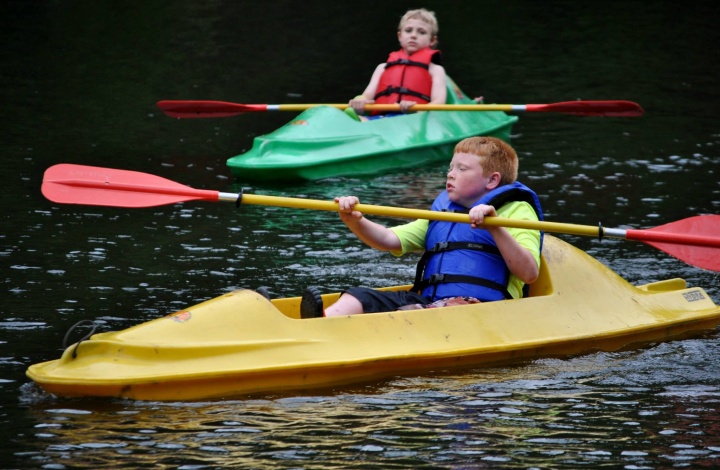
[415, 274, 513, 300]
[374, 85, 431, 103]
[385, 58, 430, 70]
[426, 241, 502, 257]
[411, 242, 507, 297]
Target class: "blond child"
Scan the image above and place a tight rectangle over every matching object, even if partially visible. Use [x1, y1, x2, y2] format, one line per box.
[347, 8, 447, 121]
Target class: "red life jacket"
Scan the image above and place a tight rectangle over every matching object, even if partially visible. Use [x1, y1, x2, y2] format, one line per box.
[374, 48, 441, 107]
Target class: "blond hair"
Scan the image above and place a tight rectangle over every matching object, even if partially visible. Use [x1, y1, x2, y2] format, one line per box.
[454, 137, 518, 186]
[399, 8, 439, 37]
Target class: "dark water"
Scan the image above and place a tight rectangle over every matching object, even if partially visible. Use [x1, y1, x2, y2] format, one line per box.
[3, 1, 720, 468]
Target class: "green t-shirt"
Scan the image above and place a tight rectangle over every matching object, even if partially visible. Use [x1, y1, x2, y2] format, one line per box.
[389, 201, 541, 299]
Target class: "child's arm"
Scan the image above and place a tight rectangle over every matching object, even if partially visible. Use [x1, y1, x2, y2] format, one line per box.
[428, 63, 447, 104]
[349, 64, 386, 113]
[335, 196, 402, 252]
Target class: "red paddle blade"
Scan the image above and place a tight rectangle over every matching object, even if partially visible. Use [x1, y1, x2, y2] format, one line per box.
[527, 100, 645, 117]
[42, 164, 219, 208]
[627, 215, 720, 271]
[157, 100, 265, 118]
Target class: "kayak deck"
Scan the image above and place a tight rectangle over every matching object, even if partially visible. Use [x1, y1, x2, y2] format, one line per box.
[226, 77, 518, 182]
[27, 236, 720, 401]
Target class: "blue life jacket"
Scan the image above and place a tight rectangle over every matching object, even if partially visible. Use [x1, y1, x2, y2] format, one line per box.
[413, 182, 544, 302]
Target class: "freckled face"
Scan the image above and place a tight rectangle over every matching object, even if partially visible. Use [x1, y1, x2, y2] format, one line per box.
[397, 19, 435, 54]
[445, 152, 492, 207]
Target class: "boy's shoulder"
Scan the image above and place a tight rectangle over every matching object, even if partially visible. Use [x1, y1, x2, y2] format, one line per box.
[497, 200, 538, 220]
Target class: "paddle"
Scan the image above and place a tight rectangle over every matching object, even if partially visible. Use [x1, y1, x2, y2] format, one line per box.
[156, 100, 645, 119]
[42, 164, 718, 271]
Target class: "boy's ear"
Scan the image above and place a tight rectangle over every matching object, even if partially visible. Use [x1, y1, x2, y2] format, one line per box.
[487, 172, 502, 189]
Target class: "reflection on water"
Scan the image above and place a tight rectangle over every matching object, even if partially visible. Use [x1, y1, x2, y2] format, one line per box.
[17, 345, 720, 468]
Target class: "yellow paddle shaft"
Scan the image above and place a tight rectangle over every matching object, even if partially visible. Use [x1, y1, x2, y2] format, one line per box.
[272, 104, 516, 112]
[228, 193, 603, 238]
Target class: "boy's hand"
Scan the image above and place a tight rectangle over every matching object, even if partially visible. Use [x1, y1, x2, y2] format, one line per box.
[335, 196, 364, 223]
[349, 97, 373, 114]
[399, 100, 417, 112]
[469, 204, 497, 229]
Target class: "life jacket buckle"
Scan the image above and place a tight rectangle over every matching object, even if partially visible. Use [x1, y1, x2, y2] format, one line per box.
[432, 241, 449, 252]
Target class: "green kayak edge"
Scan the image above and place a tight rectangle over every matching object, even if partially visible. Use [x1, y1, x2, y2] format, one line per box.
[226, 77, 518, 182]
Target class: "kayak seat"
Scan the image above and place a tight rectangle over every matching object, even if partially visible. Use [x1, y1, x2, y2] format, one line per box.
[527, 255, 552, 298]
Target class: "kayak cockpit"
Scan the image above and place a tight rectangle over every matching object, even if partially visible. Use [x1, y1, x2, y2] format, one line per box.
[270, 253, 555, 320]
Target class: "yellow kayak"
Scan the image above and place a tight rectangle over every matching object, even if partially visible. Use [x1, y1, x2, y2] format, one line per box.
[27, 235, 720, 401]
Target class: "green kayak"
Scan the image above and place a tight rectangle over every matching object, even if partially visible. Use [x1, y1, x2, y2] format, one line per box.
[226, 77, 518, 182]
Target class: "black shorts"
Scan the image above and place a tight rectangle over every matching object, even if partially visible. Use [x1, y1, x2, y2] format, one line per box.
[345, 287, 431, 313]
